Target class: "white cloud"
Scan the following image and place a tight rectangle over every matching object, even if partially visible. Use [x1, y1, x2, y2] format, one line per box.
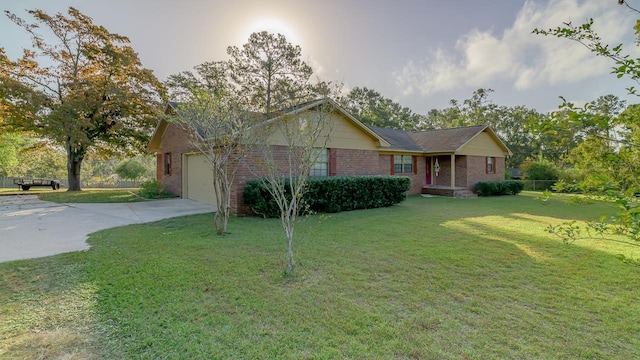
[395, 0, 636, 96]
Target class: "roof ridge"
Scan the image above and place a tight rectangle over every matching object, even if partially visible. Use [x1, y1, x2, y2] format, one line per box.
[410, 124, 487, 134]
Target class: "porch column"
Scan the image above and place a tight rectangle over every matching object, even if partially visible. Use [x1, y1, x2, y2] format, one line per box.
[450, 154, 455, 189]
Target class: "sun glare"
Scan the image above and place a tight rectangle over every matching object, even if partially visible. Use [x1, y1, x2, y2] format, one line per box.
[240, 18, 298, 44]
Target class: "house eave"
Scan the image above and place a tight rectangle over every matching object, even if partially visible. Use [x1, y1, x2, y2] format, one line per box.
[147, 119, 169, 153]
[422, 151, 457, 156]
[455, 125, 512, 156]
[378, 149, 426, 155]
[147, 103, 179, 153]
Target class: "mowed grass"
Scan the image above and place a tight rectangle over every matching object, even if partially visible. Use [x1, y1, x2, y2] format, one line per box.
[0, 188, 63, 195]
[1, 192, 639, 359]
[0, 188, 143, 202]
[37, 188, 145, 203]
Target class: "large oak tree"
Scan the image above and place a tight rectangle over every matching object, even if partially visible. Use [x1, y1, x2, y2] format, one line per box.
[0, 7, 165, 190]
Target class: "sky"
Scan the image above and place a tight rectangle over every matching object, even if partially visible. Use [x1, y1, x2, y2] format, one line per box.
[1, 0, 639, 114]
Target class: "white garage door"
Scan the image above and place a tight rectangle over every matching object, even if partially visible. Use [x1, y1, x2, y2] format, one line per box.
[185, 154, 219, 205]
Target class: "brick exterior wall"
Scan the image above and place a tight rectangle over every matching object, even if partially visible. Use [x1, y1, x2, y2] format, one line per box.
[433, 155, 452, 187]
[334, 148, 380, 175]
[156, 153, 163, 183]
[378, 154, 426, 195]
[156, 123, 194, 197]
[156, 122, 506, 214]
[406, 156, 426, 195]
[456, 156, 468, 187]
[235, 147, 383, 215]
[466, 155, 504, 189]
[431, 155, 504, 189]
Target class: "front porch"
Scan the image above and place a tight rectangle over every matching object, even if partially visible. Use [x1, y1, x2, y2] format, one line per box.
[421, 185, 477, 198]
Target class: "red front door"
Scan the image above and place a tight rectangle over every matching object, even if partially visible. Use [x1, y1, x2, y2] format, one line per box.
[425, 157, 432, 185]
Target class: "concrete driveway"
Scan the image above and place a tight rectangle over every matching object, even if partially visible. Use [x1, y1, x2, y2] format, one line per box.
[0, 195, 217, 263]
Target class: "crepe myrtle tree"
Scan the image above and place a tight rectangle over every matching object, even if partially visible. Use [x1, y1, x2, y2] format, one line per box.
[229, 31, 340, 275]
[0, 7, 165, 191]
[228, 31, 340, 274]
[253, 96, 336, 276]
[167, 61, 261, 235]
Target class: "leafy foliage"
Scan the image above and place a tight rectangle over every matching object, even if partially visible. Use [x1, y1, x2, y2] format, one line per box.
[0, 132, 24, 176]
[12, 138, 67, 179]
[533, 15, 640, 96]
[115, 160, 147, 181]
[0, 7, 165, 190]
[521, 158, 560, 181]
[167, 62, 258, 235]
[532, 2, 640, 250]
[166, 32, 333, 239]
[244, 176, 411, 218]
[474, 180, 524, 196]
[546, 190, 640, 245]
[138, 180, 166, 199]
[227, 31, 314, 115]
[339, 87, 423, 130]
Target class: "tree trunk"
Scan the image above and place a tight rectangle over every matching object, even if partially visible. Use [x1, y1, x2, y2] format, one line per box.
[214, 208, 228, 235]
[285, 234, 295, 275]
[283, 212, 295, 276]
[66, 145, 84, 191]
[212, 168, 230, 235]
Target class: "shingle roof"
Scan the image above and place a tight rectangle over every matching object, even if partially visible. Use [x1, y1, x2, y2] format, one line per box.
[159, 100, 509, 155]
[157, 98, 391, 149]
[368, 126, 423, 151]
[409, 125, 489, 153]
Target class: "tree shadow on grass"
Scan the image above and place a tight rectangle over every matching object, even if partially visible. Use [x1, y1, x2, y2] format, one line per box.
[288, 205, 640, 358]
[388, 214, 640, 358]
[405, 193, 616, 223]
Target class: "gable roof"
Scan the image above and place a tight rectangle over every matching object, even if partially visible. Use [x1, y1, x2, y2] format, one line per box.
[408, 124, 511, 155]
[148, 98, 391, 152]
[368, 126, 423, 152]
[266, 98, 391, 147]
[367, 124, 511, 156]
[147, 102, 180, 152]
[150, 98, 512, 156]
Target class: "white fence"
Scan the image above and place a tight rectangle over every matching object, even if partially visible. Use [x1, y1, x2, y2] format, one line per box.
[1, 177, 143, 189]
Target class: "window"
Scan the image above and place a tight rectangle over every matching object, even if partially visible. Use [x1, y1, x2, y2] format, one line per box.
[164, 153, 172, 175]
[394, 155, 413, 174]
[310, 148, 328, 177]
[486, 157, 495, 174]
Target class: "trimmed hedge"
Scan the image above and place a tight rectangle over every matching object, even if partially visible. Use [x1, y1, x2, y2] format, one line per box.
[474, 180, 524, 196]
[243, 176, 411, 218]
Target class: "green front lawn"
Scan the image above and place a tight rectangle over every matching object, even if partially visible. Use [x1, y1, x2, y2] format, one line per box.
[38, 188, 145, 203]
[1, 193, 639, 359]
[0, 188, 144, 202]
[0, 188, 62, 195]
